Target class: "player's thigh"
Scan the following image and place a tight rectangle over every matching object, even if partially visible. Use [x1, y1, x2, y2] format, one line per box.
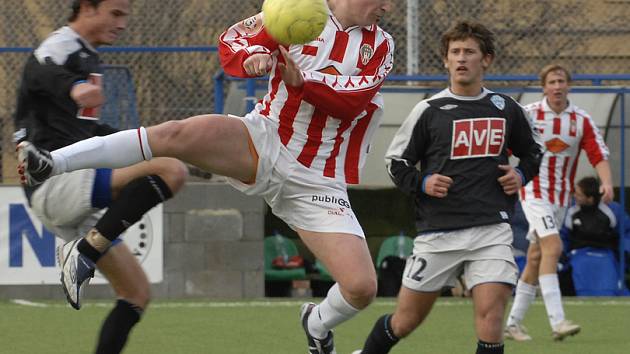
[147, 114, 256, 181]
[521, 199, 565, 241]
[97, 242, 150, 308]
[471, 281, 512, 316]
[297, 228, 376, 294]
[391, 287, 441, 337]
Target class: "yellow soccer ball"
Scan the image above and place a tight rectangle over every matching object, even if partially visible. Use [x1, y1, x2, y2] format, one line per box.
[262, 0, 328, 45]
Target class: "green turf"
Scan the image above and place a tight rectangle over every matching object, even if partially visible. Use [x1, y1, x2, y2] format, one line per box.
[1, 298, 629, 353]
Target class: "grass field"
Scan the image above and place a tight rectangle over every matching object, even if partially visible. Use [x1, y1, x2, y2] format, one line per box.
[1, 298, 629, 354]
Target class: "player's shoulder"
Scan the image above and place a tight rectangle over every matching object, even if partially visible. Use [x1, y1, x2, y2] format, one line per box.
[373, 25, 395, 46]
[35, 26, 83, 65]
[522, 99, 543, 112]
[570, 104, 593, 120]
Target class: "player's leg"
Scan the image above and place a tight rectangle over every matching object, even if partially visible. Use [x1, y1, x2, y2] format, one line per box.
[356, 288, 441, 354]
[471, 282, 513, 353]
[93, 242, 149, 354]
[505, 241, 540, 341]
[297, 230, 376, 353]
[18, 114, 257, 184]
[76, 158, 187, 263]
[538, 233, 580, 340]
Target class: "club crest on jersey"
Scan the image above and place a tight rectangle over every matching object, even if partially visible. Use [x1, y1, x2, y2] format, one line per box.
[451, 118, 506, 159]
[360, 44, 374, 65]
[491, 95, 506, 110]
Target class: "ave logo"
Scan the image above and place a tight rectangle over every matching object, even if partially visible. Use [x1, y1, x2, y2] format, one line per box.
[451, 118, 506, 159]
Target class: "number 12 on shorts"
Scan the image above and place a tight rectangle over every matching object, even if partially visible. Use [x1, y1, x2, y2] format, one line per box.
[404, 255, 427, 282]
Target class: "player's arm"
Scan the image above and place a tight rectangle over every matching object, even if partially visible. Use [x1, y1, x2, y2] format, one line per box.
[25, 54, 88, 105]
[385, 101, 435, 196]
[298, 34, 395, 120]
[508, 104, 544, 184]
[218, 13, 280, 78]
[580, 114, 613, 202]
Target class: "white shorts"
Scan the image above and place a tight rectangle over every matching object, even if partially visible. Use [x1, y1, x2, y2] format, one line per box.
[30, 169, 104, 242]
[228, 112, 364, 237]
[402, 223, 518, 292]
[521, 198, 567, 242]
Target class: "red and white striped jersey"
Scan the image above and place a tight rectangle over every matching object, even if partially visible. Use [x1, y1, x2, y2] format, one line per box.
[219, 10, 394, 184]
[520, 98, 609, 206]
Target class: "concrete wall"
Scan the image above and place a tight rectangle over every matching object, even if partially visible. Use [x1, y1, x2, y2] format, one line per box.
[0, 182, 266, 300]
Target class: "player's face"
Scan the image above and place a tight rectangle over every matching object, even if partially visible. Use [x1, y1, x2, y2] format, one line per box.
[444, 37, 492, 91]
[347, 0, 393, 26]
[573, 185, 595, 206]
[87, 0, 130, 45]
[543, 70, 570, 108]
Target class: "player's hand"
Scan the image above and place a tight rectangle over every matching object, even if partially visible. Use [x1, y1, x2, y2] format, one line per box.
[497, 164, 522, 195]
[71, 83, 104, 108]
[243, 53, 273, 77]
[600, 183, 614, 203]
[278, 46, 304, 88]
[424, 173, 453, 198]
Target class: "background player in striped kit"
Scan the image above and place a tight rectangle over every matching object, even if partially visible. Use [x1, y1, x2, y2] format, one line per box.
[504, 64, 613, 341]
[18, 1, 395, 353]
[352, 20, 543, 354]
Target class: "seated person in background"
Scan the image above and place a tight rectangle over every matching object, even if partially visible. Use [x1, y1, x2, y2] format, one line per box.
[561, 176, 630, 255]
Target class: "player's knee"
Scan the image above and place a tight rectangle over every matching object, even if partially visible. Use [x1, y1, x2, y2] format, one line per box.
[155, 158, 188, 193]
[342, 277, 377, 308]
[121, 283, 151, 310]
[150, 120, 189, 153]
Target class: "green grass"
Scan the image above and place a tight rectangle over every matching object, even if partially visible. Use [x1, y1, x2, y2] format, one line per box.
[1, 298, 629, 353]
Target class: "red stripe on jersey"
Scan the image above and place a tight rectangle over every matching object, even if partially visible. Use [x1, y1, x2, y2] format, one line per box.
[297, 108, 328, 167]
[277, 85, 304, 146]
[558, 155, 570, 205]
[329, 31, 349, 63]
[533, 176, 542, 199]
[568, 150, 581, 193]
[547, 155, 557, 204]
[260, 66, 283, 117]
[581, 116, 605, 166]
[356, 28, 376, 70]
[537, 108, 545, 121]
[553, 117, 561, 135]
[323, 119, 353, 178]
[519, 186, 526, 200]
[344, 103, 377, 184]
[360, 39, 390, 75]
[569, 112, 577, 137]
[301, 45, 318, 56]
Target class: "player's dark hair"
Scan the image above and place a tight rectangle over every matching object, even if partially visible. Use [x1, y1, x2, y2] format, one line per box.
[540, 63, 572, 86]
[576, 176, 601, 204]
[440, 20, 496, 58]
[68, 0, 105, 22]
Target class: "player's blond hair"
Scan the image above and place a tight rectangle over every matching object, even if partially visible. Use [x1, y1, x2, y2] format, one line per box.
[540, 64, 572, 86]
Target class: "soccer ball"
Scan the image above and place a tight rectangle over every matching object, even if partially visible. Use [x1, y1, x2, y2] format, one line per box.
[262, 0, 328, 45]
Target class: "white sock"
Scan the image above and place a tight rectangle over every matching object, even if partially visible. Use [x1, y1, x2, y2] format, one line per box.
[539, 274, 565, 328]
[506, 280, 537, 326]
[51, 127, 153, 175]
[307, 283, 360, 339]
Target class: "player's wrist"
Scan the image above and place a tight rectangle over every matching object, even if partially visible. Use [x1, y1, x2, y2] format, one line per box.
[421, 174, 432, 193]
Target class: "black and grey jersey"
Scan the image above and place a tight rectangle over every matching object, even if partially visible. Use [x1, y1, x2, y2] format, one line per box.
[14, 26, 117, 152]
[386, 88, 543, 233]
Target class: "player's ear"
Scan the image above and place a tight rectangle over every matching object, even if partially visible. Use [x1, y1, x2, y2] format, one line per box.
[481, 54, 493, 69]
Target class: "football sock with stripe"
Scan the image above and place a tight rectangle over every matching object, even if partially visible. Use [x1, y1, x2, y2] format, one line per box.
[51, 127, 152, 176]
[360, 314, 399, 354]
[476, 340, 504, 354]
[95, 299, 143, 354]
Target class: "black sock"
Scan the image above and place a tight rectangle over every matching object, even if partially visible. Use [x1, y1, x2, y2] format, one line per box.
[361, 314, 400, 354]
[95, 299, 143, 354]
[476, 340, 504, 354]
[83, 175, 172, 263]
